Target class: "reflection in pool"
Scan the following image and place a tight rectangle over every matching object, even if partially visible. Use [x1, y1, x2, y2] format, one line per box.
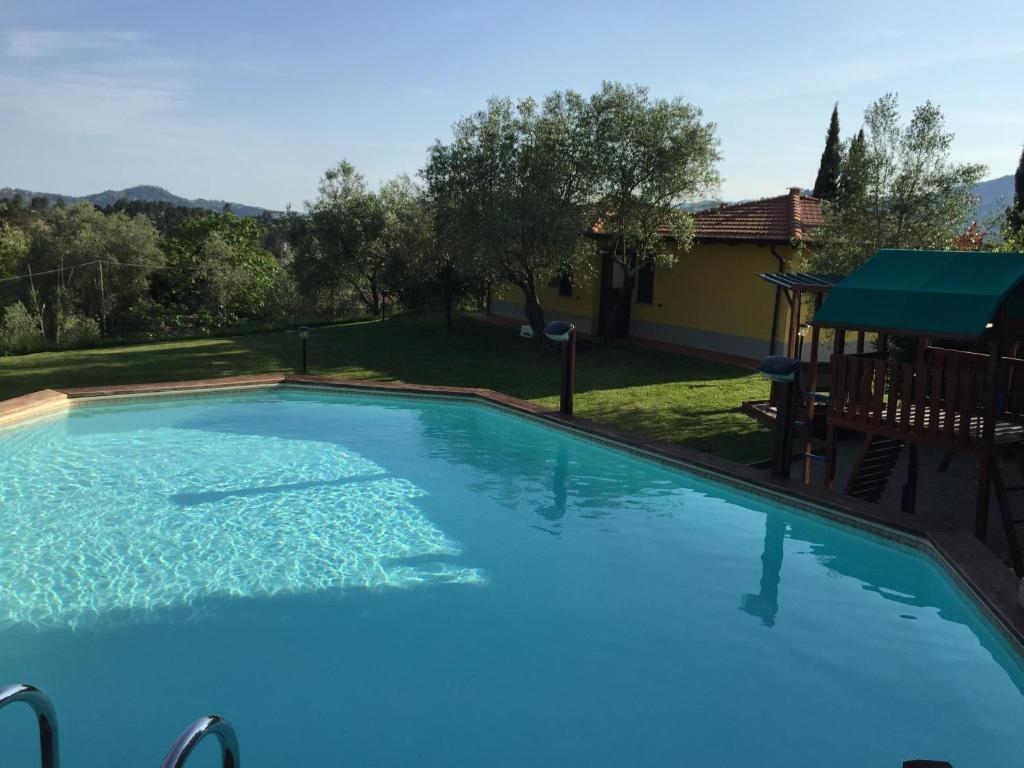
[0, 388, 1022, 767]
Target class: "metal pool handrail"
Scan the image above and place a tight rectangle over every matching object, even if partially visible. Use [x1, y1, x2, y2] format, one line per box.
[0, 683, 60, 768]
[160, 715, 240, 768]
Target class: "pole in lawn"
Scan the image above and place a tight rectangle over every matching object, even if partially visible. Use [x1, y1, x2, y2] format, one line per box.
[544, 321, 577, 415]
[298, 326, 310, 374]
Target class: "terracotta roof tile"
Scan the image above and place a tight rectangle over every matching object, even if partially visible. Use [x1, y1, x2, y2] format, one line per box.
[689, 187, 823, 244]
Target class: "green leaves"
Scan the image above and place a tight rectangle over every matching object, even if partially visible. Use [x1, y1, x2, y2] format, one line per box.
[162, 212, 286, 328]
[812, 94, 987, 274]
[589, 81, 720, 271]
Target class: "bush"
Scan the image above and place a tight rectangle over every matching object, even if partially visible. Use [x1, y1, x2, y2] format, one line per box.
[0, 302, 45, 355]
[59, 313, 100, 348]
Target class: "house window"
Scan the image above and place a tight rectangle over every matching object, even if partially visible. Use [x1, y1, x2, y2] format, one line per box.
[558, 273, 573, 297]
[636, 263, 655, 304]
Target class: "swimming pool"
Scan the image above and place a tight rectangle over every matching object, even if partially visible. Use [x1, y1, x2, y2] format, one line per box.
[1, 387, 1022, 767]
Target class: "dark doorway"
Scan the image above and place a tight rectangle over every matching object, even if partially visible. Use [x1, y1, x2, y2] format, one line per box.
[598, 250, 631, 337]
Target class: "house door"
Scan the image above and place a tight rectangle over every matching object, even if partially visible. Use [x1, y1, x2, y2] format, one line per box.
[598, 251, 631, 337]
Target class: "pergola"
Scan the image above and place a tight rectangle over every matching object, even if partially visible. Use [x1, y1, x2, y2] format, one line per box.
[811, 248, 1024, 575]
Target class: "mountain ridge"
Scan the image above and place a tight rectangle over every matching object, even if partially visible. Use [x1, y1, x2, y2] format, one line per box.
[0, 184, 274, 217]
[2, 175, 1015, 225]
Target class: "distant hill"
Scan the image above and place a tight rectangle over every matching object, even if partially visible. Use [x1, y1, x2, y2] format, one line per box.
[0, 184, 275, 218]
[973, 174, 1014, 226]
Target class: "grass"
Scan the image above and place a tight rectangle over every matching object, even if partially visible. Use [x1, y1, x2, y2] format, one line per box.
[0, 313, 773, 462]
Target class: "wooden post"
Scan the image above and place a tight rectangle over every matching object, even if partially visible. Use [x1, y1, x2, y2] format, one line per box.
[916, 337, 931, 368]
[560, 328, 576, 415]
[992, 462, 1024, 576]
[901, 443, 918, 514]
[832, 327, 846, 360]
[802, 293, 823, 484]
[98, 260, 106, 338]
[825, 423, 837, 490]
[975, 341, 1001, 540]
[856, 330, 865, 354]
[787, 289, 803, 359]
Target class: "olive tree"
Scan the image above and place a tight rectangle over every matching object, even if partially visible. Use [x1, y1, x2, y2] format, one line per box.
[588, 82, 721, 338]
[425, 92, 595, 335]
[298, 161, 389, 317]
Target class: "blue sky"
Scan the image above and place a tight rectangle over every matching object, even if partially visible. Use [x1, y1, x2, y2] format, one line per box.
[1, 0, 1022, 210]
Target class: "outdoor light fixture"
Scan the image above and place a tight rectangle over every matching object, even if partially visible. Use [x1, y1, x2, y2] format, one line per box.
[544, 320, 577, 415]
[543, 321, 574, 343]
[757, 355, 803, 478]
[297, 326, 310, 374]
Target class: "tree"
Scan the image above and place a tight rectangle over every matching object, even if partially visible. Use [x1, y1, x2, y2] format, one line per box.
[426, 92, 596, 335]
[416, 163, 495, 332]
[812, 104, 842, 200]
[159, 213, 290, 328]
[25, 203, 164, 341]
[0, 222, 30, 278]
[809, 94, 987, 274]
[588, 82, 720, 338]
[840, 128, 867, 200]
[298, 161, 389, 317]
[1008, 145, 1024, 235]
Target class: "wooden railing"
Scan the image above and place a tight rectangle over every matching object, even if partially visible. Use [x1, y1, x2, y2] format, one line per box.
[828, 348, 1024, 451]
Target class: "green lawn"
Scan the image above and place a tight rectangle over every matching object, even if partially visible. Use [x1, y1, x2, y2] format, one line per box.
[0, 313, 773, 462]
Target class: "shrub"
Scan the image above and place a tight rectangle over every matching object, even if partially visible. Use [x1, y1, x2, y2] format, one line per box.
[59, 313, 101, 348]
[0, 302, 45, 355]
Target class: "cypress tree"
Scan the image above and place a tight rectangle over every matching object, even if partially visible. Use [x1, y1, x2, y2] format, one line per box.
[1009, 145, 1024, 233]
[839, 128, 867, 201]
[812, 104, 842, 201]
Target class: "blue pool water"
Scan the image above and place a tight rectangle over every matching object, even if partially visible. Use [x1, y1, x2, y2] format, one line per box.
[1, 388, 1023, 767]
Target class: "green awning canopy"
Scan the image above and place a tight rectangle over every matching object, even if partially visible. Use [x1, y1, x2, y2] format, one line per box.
[812, 249, 1024, 338]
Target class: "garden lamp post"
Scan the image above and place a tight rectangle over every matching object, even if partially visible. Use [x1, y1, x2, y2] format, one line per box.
[756, 355, 802, 478]
[298, 326, 310, 374]
[544, 321, 576, 416]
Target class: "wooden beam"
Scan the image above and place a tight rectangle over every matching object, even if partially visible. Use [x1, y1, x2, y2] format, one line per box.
[825, 423, 838, 490]
[976, 342, 1002, 539]
[992, 461, 1024, 576]
[832, 327, 846, 361]
[901, 443, 918, 513]
[787, 288, 803, 359]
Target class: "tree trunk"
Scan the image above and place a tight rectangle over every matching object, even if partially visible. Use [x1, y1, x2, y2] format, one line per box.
[602, 269, 635, 342]
[522, 280, 546, 337]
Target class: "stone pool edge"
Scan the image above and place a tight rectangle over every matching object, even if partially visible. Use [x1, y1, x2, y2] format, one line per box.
[2, 373, 1023, 654]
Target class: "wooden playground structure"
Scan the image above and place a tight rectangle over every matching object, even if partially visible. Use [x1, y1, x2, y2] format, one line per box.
[798, 249, 1024, 575]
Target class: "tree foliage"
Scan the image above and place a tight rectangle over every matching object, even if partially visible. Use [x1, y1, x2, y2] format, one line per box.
[157, 213, 290, 330]
[425, 93, 597, 334]
[1008, 145, 1024, 235]
[295, 162, 396, 317]
[589, 82, 720, 336]
[809, 94, 987, 274]
[812, 104, 842, 201]
[25, 203, 164, 341]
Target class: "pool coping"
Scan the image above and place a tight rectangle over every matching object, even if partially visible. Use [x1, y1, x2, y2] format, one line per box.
[3, 373, 1023, 653]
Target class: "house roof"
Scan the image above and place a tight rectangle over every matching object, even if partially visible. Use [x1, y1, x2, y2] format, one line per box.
[691, 187, 823, 244]
[812, 249, 1024, 338]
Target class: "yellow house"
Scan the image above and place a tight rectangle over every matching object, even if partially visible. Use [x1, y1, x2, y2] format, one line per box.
[489, 187, 823, 364]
